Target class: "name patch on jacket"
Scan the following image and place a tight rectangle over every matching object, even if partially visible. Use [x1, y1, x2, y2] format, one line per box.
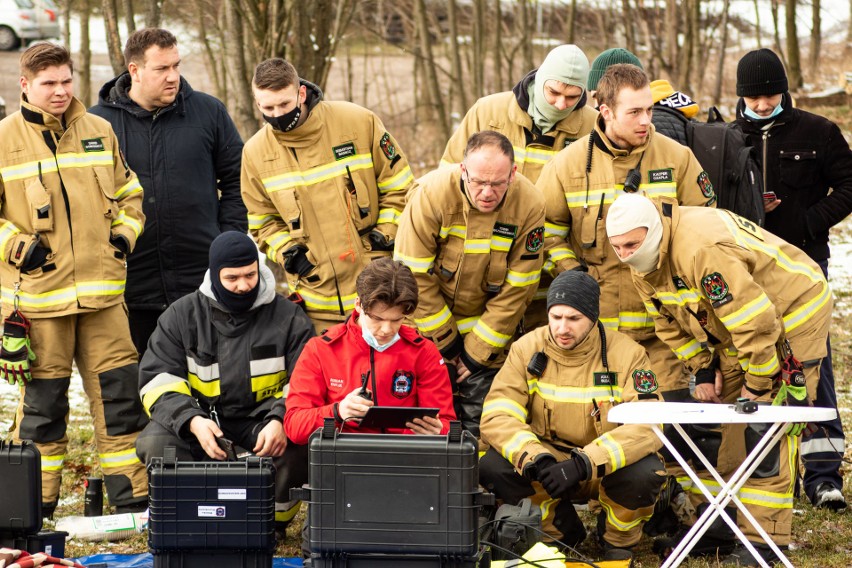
[632, 370, 658, 393]
[333, 142, 356, 161]
[594, 372, 617, 387]
[82, 138, 105, 152]
[493, 222, 517, 240]
[391, 369, 413, 399]
[648, 168, 673, 183]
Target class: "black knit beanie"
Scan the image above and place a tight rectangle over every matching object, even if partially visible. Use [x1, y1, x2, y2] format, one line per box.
[209, 231, 260, 313]
[546, 271, 600, 322]
[736, 49, 788, 97]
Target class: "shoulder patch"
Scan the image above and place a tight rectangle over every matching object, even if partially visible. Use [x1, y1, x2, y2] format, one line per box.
[525, 227, 544, 252]
[701, 272, 729, 301]
[648, 168, 673, 183]
[632, 370, 658, 394]
[379, 132, 397, 160]
[391, 370, 414, 399]
[697, 171, 715, 199]
[82, 138, 105, 152]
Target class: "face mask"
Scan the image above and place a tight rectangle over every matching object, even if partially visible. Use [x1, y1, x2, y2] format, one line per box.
[211, 275, 259, 313]
[263, 105, 301, 132]
[620, 218, 664, 274]
[361, 324, 401, 352]
[744, 103, 783, 121]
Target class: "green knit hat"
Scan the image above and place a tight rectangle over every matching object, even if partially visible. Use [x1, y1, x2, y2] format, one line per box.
[588, 48, 643, 91]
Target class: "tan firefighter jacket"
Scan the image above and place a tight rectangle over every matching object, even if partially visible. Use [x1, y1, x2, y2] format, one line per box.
[440, 91, 598, 183]
[538, 117, 715, 342]
[0, 96, 144, 317]
[632, 201, 832, 394]
[241, 93, 414, 319]
[480, 324, 662, 480]
[394, 167, 545, 369]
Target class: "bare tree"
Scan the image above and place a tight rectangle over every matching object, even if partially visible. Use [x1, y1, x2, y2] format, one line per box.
[809, 0, 821, 76]
[79, 0, 92, 106]
[145, 0, 162, 28]
[59, 0, 72, 47]
[493, 0, 503, 89]
[754, 0, 762, 47]
[123, 0, 136, 34]
[771, 0, 787, 65]
[446, 0, 468, 116]
[414, 0, 449, 139]
[471, 0, 486, 97]
[102, 0, 125, 76]
[621, 0, 636, 54]
[566, 0, 577, 44]
[520, 0, 534, 74]
[713, 0, 731, 105]
[785, 0, 803, 88]
[225, 0, 256, 139]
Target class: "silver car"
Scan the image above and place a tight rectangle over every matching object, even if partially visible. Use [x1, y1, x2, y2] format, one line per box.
[0, 0, 60, 51]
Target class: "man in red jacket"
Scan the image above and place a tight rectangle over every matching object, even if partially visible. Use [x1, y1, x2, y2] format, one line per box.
[284, 258, 456, 444]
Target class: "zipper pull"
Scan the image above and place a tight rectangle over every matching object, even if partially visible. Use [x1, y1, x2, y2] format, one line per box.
[209, 405, 220, 427]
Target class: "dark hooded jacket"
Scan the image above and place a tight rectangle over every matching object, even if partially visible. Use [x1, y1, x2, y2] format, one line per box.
[735, 93, 852, 262]
[90, 73, 246, 310]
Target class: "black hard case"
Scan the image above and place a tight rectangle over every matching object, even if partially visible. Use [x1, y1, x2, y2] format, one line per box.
[147, 454, 275, 568]
[295, 421, 491, 567]
[0, 440, 42, 534]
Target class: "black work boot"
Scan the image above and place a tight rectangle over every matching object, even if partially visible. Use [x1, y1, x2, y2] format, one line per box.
[721, 542, 782, 566]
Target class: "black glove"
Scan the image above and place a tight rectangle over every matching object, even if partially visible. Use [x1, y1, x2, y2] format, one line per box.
[109, 234, 130, 255]
[693, 366, 716, 386]
[538, 451, 591, 498]
[522, 453, 557, 482]
[283, 244, 315, 277]
[367, 230, 394, 252]
[20, 242, 49, 272]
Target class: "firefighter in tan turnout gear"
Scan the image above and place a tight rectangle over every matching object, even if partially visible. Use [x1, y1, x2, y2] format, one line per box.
[241, 58, 414, 333]
[479, 271, 665, 562]
[606, 193, 832, 566]
[395, 131, 545, 436]
[537, 63, 716, 401]
[0, 44, 147, 515]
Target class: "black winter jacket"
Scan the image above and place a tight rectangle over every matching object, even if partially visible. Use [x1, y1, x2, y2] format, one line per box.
[736, 94, 852, 262]
[90, 74, 246, 310]
[651, 105, 689, 146]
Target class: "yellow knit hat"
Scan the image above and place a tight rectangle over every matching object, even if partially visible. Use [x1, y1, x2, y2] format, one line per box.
[650, 79, 699, 119]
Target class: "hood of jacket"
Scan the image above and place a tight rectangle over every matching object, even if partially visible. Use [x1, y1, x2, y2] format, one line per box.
[96, 72, 195, 118]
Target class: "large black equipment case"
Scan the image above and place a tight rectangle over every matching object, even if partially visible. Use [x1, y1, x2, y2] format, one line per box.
[147, 453, 275, 568]
[0, 440, 42, 535]
[294, 420, 493, 567]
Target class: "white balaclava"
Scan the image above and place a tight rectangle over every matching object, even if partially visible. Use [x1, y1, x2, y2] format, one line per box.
[606, 193, 663, 274]
[527, 44, 589, 134]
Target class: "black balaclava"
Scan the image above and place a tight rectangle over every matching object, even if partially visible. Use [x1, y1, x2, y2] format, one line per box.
[209, 231, 260, 313]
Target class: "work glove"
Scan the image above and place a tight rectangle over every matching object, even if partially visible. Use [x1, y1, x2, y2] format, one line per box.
[771, 352, 810, 435]
[522, 453, 557, 482]
[20, 242, 49, 273]
[282, 244, 315, 277]
[0, 309, 36, 387]
[538, 451, 591, 499]
[109, 234, 130, 255]
[367, 230, 394, 252]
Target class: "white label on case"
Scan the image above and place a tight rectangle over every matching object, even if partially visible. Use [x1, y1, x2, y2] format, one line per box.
[218, 488, 247, 500]
[198, 505, 227, 518]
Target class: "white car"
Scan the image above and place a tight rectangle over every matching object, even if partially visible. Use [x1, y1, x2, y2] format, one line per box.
[0, 0, 60, 51]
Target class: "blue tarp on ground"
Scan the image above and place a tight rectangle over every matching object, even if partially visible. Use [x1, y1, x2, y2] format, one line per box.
[74, 554, 303, 567]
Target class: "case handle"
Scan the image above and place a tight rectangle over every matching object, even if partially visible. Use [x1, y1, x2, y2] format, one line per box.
[448, 421, 462, 443]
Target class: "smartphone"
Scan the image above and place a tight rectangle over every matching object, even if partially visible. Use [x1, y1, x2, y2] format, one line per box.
[763, 191, 778, 202]
[216, 436, 237, 461]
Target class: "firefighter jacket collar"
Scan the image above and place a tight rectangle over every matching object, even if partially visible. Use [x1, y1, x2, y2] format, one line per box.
[544, 320, 601, 366]
[20, 94, 85, 133]
[199, 260, 277, 316]
[594, 114, 655, 157]
[98, 71, 188, 118]
[511, 69, 589, 134]
[268, 80, 324, 147]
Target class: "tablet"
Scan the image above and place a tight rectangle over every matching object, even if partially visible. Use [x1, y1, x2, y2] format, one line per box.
[357, 406, 440, 430]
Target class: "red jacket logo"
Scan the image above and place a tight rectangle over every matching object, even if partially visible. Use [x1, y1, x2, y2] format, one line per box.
[391, 370, 414, 399]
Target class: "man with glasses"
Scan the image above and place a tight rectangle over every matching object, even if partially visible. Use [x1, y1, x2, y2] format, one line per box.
[395, 131, 545, 435]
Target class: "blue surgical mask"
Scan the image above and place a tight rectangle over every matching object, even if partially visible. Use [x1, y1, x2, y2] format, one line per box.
[361, 324, 401, 352]
[744, 103, 783, 121]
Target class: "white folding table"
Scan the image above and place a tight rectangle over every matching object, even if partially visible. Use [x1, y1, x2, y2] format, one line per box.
[607, 401, 836, 568]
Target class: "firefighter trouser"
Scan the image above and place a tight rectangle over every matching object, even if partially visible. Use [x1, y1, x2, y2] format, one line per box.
[454, 367, 498, 438]
[11, 304, 148, 509]
[675, 351, 822, 547]
[136, 417, 309, 525]
[480, 446, 665, 548]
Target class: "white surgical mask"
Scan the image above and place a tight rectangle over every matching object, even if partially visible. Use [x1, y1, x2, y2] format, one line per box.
[744, 103, 783, 121]
[361, 325, 401, 352]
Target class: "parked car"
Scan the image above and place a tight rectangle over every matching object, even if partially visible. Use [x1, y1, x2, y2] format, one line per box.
[0, 0, 60, 51]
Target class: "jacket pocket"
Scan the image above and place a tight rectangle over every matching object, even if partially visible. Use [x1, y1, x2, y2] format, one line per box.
[435, 236, 464, 281]
[344, 170, 375, 233]
[273, 189, 306, 239]
[779, 149, 817, 189]
[25, 177, 53, 232]
[93, 167, 119, 221]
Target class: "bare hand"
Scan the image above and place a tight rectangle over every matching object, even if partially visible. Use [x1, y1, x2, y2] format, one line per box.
[693, 369, 724, 403]
[254, 420, 287, 457]
[338, 386, 374, 420]
[454, 357, 472, 383]
[407, 415, 442, 435]
[189, 416, 226, 460]
[764, 198, 781, 213]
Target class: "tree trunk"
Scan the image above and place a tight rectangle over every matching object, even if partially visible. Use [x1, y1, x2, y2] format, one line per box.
[102, 0, 125, 76]
[493, 0, 503, 90]
[713, 0, 730, 106]
[447, 0, 467, 117]
[785, 0, 803, 88]
[676, 0, 694, 92]
[123, 0, 135, 35]
[771, 0, 787, 66]
[621, 0, 636, 54]
[225, 0, 257, 140]
[471, 0, 486, 98]
[566, 0, 577, 44]
[414, 0, 449, 140]
[197, 0, 225, 100]
[753, 0, 762, 48]
[809, 0, 821, 76]
[79, 0, 92, 107]
[145, 0, 162, 28]
[665, 0, 678, 78]
[520, 0, 533, 74]
[60, 0, 71, 47]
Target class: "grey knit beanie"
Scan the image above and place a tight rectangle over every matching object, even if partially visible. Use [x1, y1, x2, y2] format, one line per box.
[547, 271, 600, 322]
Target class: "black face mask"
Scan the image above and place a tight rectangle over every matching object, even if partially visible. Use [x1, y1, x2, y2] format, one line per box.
[263, 105, 301, 132]
[211, 272, 260, 313]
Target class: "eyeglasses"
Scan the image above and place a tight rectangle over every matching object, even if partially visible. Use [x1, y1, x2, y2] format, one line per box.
[463, 174, 511, 191]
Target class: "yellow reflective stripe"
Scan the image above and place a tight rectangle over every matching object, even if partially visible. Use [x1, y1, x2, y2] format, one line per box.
[298, 288, 357, 312]
[528, 378, 623, 404]
[111, 210, 143, 238]
[539, 497, 558, 526]
[547, 247, 576, 262]
[679, 477, 793, 509]
[638, 182, 677, 199]
[252, 371, 288, 402]
[544, 222, 568, 239]
[472, 319, 512, 348]
[464, 239, 491, 254]
[56, 150, 113, 168]
[600, 317, 618, 330]
[719, 292, 772, 331]
[394, 252, 435, 274]
[533, 286, 549, 301]
[77, 280, 126, 297]
[262, 153, 374, 193]
[414, 305, 453, 332]
[248, 213, 280, 231]
[674, 339, 704, 361]
[0, 157, 58, 182]
[99, 448, 141, 469]
[265, 231, 292, 262]
[565, 187, 617, 207]
[482, 397, 528, 423]
[522, 146, 556, 165]
[114, 178, 142, 200]
[600, 499, 649, 531]
[656, 288, 702, 306]
[491, 235, 513, 253]
[501, 430, 539, 464]
[0, 222, 21, 262]
[457, 316, 478, 334]
[377, 208, 401, 225]
[187, 357, 220, 381]
[140, 373, 191, 415]
[275, 502, 301, 523]
[596, 433, 626, 471]
[377, 166, 414, 193]
[748, 353, 780, 377]
[505, 269, 540, 288]
[616, 311, 655, 329]
[782, 282, 832, 333]
[1, 286, 77, 308]
[188, 372, 221, 398]
[643, 301, 660, 317]
[439, 225, 466, 239]
[41, 454, 64, 471]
